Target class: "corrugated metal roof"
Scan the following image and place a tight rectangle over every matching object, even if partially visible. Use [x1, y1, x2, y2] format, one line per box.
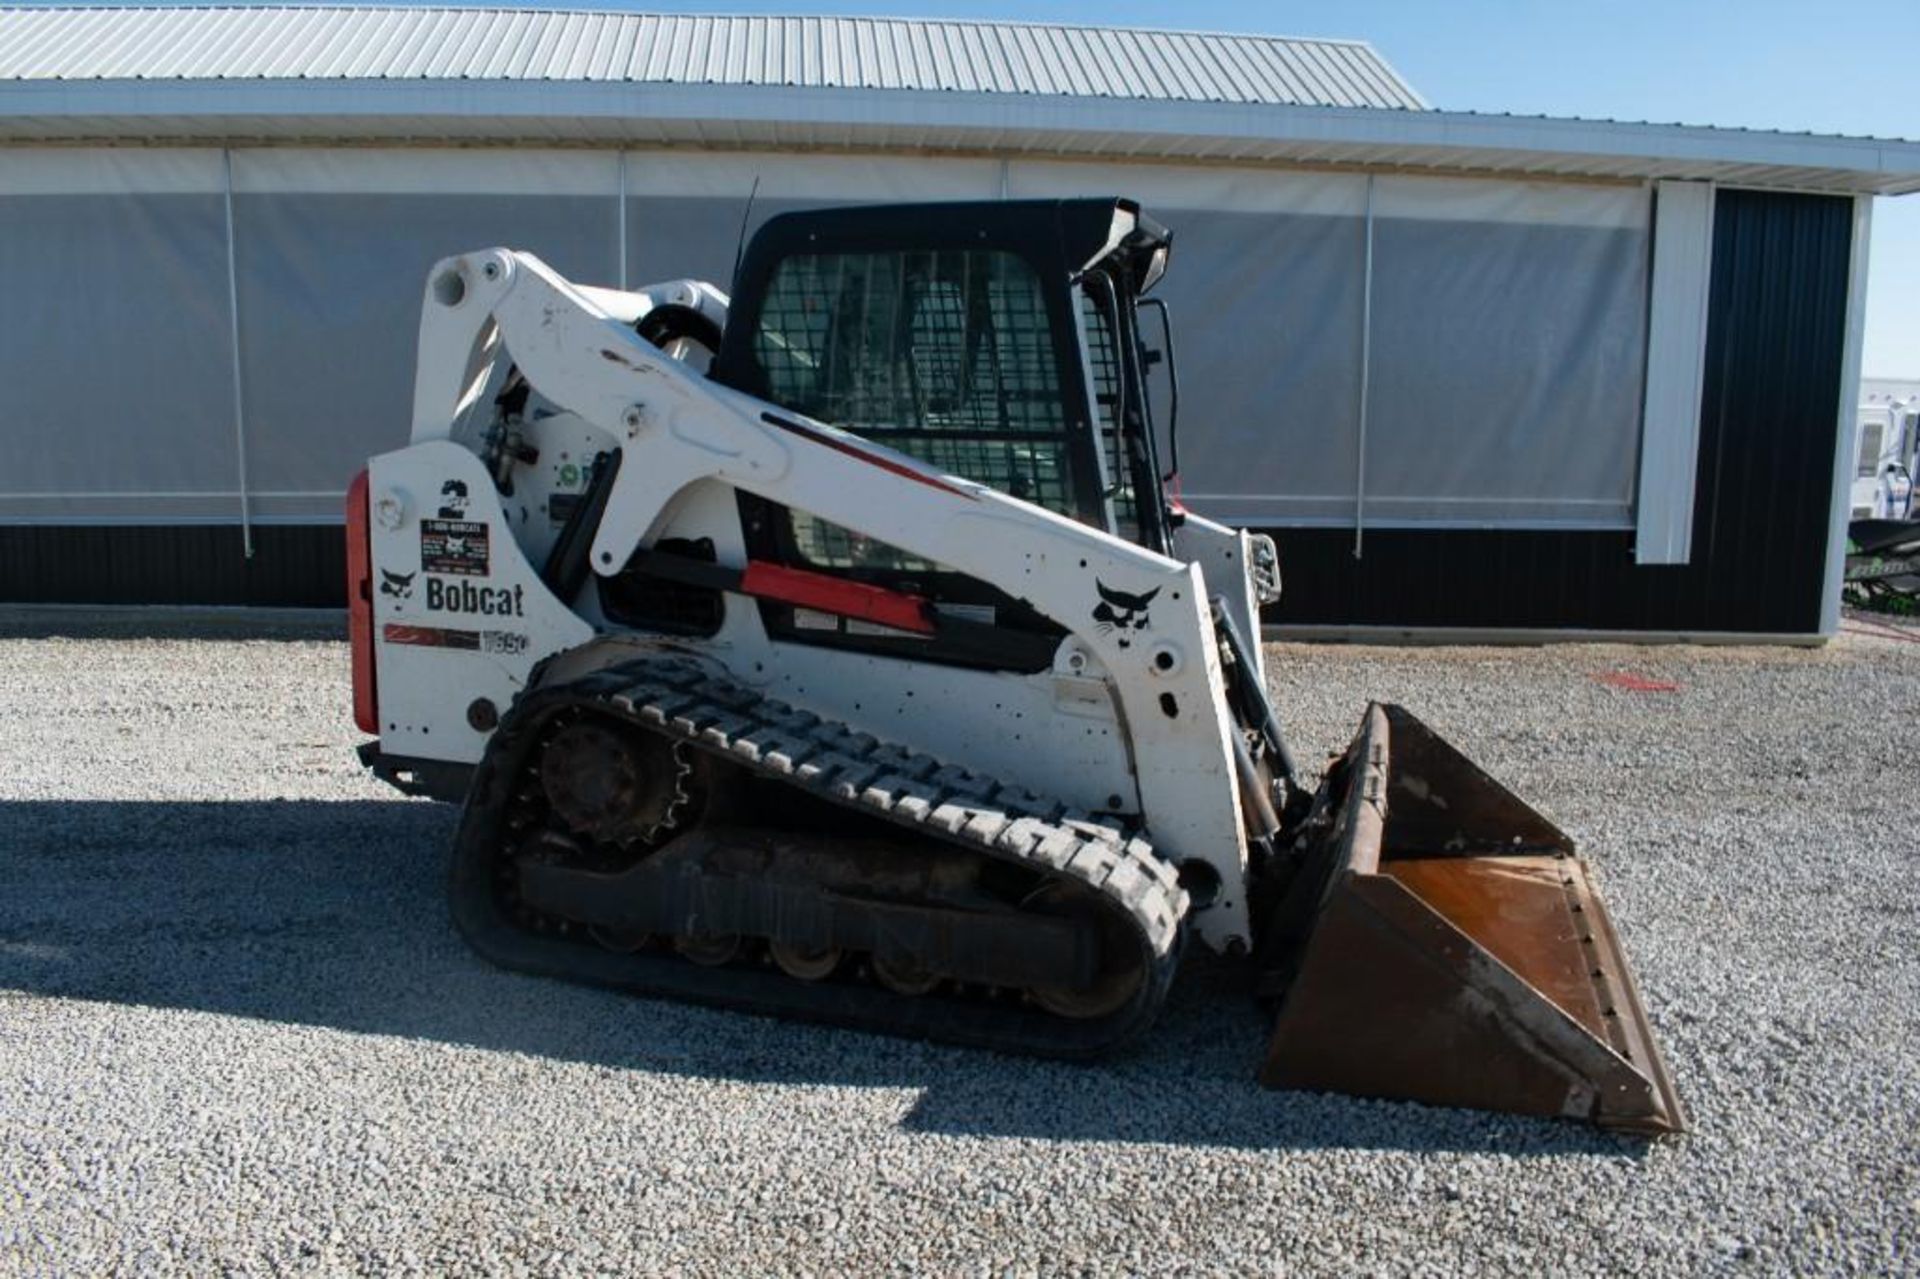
[0, 6, 1431, 109]
[1, 7, 1915, 194]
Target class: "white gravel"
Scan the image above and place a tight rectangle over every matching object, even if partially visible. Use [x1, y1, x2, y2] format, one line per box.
[1, 615, 1916, 1275]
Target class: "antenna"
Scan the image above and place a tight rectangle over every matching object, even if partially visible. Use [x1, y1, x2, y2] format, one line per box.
[730, 174, 762, 293]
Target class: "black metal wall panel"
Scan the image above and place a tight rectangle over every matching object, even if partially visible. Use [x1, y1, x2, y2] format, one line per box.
[0, 525, 344, 607]
[1262, 189, 1857, 635]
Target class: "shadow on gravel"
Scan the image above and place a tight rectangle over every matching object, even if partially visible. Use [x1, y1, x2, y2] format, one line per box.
[0, 799, 1646, 1159]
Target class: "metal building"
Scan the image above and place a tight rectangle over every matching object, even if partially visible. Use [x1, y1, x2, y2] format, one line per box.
[3, 6, 1917, 638]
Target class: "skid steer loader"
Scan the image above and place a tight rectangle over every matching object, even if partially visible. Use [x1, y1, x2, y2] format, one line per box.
[350, 199, 1683, 1133]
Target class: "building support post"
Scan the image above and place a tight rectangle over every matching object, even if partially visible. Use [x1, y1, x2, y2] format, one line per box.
[1353, 174, 1375, 560]
[617, 149, 630, 290]
[221, 147, 253, 559]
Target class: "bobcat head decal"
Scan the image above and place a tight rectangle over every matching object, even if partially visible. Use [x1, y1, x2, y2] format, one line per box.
[379, 569, 416, 601]
[437, 478, 470, 520]
[1092, 580, 1160, 649]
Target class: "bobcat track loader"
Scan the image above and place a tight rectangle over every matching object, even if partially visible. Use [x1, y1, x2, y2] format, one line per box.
[351, 199, 1683, 1133]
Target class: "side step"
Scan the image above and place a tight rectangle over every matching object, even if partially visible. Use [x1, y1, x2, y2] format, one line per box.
[1257, 704, 1685, 1135]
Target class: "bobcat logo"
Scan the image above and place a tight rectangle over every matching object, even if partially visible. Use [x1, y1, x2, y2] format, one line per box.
[379, 569, 415, 601]
[437, 479, 470, 520]
[1092, 580, 1159, 649]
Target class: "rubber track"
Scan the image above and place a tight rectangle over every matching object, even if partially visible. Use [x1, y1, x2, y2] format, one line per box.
[452, 652, 1192, 1058]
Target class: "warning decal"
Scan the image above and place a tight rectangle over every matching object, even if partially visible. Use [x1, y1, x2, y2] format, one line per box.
[420, 519, 490, 577]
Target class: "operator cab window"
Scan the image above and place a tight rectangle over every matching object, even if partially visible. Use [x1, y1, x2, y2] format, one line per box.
[750, 248, 1083, 570]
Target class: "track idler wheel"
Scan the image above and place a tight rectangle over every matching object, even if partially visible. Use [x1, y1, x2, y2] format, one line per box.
[769, 940, 843, 982]
[1024, 881, 1148, 1020]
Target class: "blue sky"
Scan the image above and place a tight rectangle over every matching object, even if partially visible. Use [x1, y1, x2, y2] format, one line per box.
[612, 0, 1920, 375]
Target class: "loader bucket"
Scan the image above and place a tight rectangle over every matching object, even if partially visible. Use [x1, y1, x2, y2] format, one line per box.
[1256, 704, 1684, 1134]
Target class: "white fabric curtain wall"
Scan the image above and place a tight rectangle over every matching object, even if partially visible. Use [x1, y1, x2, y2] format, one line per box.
[1361, 177, 1650, 527]
[1007, 161, 1651, 529]
[0, 148, 1655, 533]
[229, 150, 621, 522]
[0, 149, 236, 523]
[0, 148, 628, 524]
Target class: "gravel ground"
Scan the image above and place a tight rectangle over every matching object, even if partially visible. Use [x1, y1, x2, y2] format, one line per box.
[1, 616, 1916, 1275]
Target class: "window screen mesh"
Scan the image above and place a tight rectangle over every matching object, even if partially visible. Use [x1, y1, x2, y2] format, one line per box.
[1078, 285, 1140, 542]
[751, 249, 1080, 569]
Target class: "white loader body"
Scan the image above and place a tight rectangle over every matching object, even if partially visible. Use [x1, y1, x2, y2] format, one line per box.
[365, 247, 1265, 951]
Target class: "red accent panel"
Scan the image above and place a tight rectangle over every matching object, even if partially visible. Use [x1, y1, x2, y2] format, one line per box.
[345, 471, 379, 733]
[740, 560, 936, 635]
[383, 623, 481, 651]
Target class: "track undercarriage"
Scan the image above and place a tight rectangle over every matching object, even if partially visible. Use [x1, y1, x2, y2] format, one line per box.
[450, 652, 1192, 1057]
